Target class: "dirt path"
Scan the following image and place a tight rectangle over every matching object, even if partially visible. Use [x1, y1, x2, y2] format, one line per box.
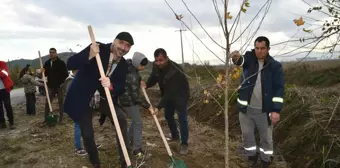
[0, 92, 287, 168]
[10, 88, 26, 105]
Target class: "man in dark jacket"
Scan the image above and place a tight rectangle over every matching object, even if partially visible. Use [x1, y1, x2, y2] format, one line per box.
[64, 32, 133, 168]
[231, 36, 284, 168]
[141, 48, 190, 155]
[118, 51, 151, 160]
[42, 48, 69, 122]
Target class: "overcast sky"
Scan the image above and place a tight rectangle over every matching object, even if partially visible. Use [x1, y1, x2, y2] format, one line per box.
[1, 0, 335, 64]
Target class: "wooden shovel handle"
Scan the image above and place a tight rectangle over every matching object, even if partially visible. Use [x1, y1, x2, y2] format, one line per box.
[38, 51, 53, 113]
[141, 87, 173, 157]
[87, 25, 131, 166]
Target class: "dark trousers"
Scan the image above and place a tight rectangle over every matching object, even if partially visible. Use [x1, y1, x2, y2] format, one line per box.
[79, 104, 128, 165]
[164, 101, 189, 145]
[25, 93, 36, 115]
[0, 89, 14, 125]
[44, 87, 64, 122]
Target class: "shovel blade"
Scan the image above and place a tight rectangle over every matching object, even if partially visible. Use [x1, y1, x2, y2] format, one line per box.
[167, 159, 188, 168]
[46, 114, 58, 126]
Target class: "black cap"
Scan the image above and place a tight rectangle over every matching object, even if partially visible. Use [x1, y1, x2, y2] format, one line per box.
[115, 32, 134, 46]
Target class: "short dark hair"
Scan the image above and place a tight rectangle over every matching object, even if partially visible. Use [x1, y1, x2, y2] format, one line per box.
[154, 48, 167, 58]
[254, 36, 270, 48]
[49, 48, 57, 52]
[140, 58, 148, 66]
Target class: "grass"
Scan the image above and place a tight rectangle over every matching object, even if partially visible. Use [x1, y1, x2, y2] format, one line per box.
[284, 62, 340, 87]
[1, 91, 260, 168]
[186, 59, 340, 168]
[5, 59, 340, 168]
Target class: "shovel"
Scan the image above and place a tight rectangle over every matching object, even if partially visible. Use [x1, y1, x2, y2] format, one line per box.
[87, 25, 132, 168]
[141, 88, 187, 168]
[38, 51, 58, 126]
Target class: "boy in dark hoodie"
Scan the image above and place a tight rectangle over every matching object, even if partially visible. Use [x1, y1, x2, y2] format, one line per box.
[118, 52, 152, 159]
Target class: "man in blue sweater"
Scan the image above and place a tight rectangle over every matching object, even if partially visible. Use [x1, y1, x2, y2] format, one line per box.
[231, 36, 284, 168]
[64, 32, 134, 168]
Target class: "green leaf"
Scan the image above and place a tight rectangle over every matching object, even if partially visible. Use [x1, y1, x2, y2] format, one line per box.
[312, 6, 322, 10]
[303, 28, 312, 33]
[241, 6, 247, 13]
[244, 2, 250, 7]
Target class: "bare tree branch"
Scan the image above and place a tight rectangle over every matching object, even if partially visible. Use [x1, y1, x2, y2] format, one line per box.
[212, 0, 227, 36]
[302, 0, 334, 17]
[183, 33, 224, 90]
[230, 9, 242, 43]
[238, 0, 272, 52]
[181, 0, 226, 49]
[229, 0, 246, 41]
[231, 0, 271, 45]
[294, 35, 330, 63]
[276, 31, 339, 57]
[163, 0, 226, 63]
[273, 29, 301, 56]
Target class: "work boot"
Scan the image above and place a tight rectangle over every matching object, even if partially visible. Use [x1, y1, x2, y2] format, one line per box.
[0, 122, 6, 129]
[167, 133, 180, 142]
[167, 137, 180, 143]
[248, 155, 258, 168]
[93, 164, 100, 168]
[179, 144, 189, 155]
[260, 160, 271, 168]
[9, 123, 15, 130]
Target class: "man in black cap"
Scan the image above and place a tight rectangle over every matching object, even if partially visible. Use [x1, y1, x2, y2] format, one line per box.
[64, 32, 134, 168]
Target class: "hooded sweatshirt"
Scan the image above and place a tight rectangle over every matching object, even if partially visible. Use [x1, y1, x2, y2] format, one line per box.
[118, 52, 150, 109]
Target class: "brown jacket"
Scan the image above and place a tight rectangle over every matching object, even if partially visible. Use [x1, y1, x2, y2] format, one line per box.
[21, 74, 43, 94]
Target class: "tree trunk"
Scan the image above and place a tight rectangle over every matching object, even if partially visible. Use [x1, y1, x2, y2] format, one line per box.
[224, 0, 230, 167]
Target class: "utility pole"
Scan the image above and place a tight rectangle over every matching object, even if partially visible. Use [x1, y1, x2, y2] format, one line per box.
[175, 29, 186, 69]
[7, 59, 10, 69]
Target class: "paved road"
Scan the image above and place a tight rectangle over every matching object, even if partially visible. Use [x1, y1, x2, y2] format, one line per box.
[10, 88, 26, 105]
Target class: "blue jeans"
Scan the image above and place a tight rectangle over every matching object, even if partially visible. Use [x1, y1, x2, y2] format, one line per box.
[164, 101, 189, 145]
[74, 122, 82, 150]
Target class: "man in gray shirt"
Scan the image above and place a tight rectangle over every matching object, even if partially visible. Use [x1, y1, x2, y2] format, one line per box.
[231, 36, 285, 168]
